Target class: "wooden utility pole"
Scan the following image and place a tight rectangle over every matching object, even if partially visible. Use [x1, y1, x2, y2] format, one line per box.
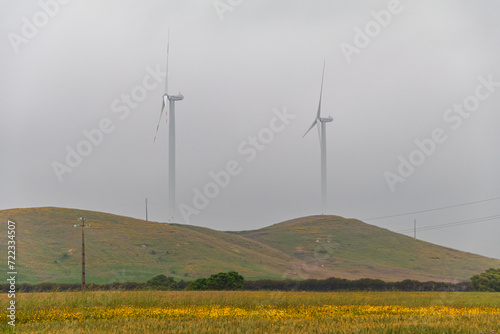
[145, 198, 148, 222]
[74, 217, 91, 291]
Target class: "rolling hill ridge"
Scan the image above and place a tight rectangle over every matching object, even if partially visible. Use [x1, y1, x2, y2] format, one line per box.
[1, 207, 498, 284]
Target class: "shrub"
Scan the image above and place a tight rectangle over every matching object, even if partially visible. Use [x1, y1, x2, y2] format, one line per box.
[146, 275, 177, 290]
[471, 268, 500, 292]
[185, 272, 244, 291]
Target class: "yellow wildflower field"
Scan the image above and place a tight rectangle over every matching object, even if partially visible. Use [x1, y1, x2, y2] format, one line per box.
[2, 291, 499, 333]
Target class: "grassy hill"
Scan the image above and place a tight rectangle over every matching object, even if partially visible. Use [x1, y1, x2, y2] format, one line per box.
[235, 215, 500, 282]
[1, 207, 499, 284]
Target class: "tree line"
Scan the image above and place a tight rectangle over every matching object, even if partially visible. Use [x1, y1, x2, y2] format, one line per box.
[244, 277, 472, 292]
[2, 270, 489, 292]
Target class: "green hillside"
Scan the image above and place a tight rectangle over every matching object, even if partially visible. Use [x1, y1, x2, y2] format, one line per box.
[1, 208, 498, 284]
[236, 215, 500, 282]
[0, 207, 297, 284]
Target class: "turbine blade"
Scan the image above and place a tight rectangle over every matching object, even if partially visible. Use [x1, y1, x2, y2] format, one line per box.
[163, 28, 170, 95]
[153, 98, 167, 142]
[303, 119, 318, 137]
[316, 59, 326, 119]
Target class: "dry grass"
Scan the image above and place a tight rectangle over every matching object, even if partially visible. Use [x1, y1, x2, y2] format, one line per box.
[1, 291, 499, 333]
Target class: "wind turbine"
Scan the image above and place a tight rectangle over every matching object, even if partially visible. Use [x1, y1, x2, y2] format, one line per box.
[154, 31, 184, 222]
[303, 60, 333, 215]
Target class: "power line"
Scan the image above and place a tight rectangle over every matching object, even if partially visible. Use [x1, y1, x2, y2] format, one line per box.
[395, 214, 500, 235]
[363, 196, 500, 221]
[310, 214, 500, 248]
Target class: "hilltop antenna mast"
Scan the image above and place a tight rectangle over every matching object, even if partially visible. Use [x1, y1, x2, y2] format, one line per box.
[414, 219, 417, 240]
[145, 198, 148, 222]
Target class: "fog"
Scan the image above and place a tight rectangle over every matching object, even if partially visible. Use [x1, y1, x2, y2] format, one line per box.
[1, 0, 499, 258]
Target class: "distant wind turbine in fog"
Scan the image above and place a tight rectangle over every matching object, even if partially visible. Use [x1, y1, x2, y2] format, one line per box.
[303, 60, 333, 215]
[153, 30, 184, 222]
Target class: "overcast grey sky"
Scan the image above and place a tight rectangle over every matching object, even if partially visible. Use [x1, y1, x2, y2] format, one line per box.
[1, 0, 499, 259]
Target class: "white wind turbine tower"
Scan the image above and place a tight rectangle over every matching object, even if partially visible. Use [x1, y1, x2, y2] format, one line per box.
[154, 32, 184, 222]
[303, 60, 333, 215]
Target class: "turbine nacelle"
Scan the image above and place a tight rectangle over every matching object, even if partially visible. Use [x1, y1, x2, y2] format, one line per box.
[168, 93, 184, 101]
[320, 116, 333, 123]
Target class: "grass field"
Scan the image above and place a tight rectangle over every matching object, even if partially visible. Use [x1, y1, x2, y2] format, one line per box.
[1, 291, 499, 333]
